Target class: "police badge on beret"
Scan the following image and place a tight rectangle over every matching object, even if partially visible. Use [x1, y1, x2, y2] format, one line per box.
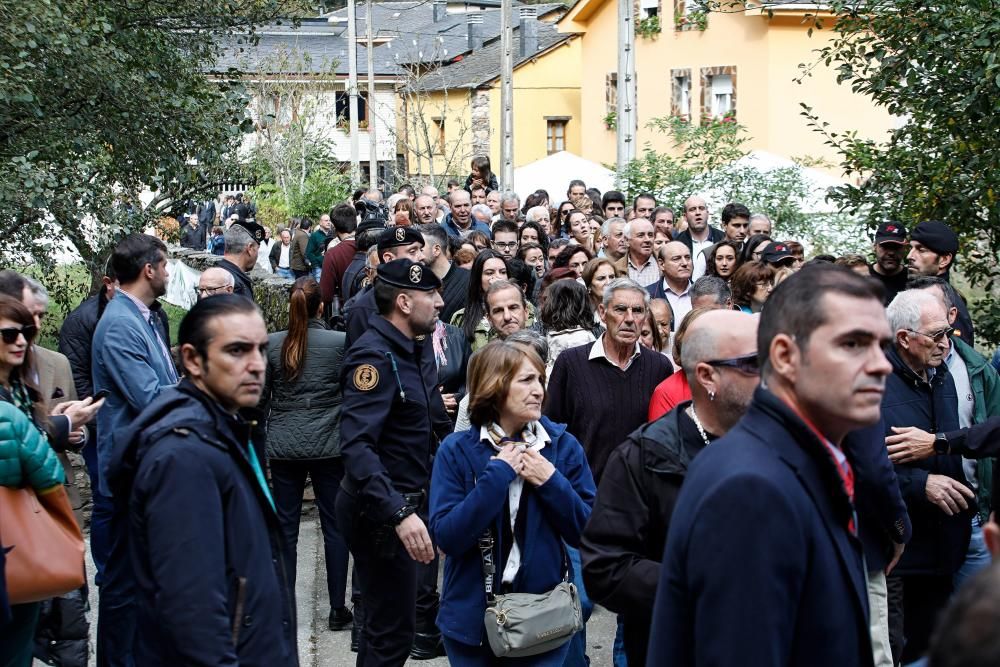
[409, 264, 422, 284]
[396, 227, 406, 242]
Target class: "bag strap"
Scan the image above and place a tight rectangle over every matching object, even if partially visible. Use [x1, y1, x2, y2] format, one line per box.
[478, 527, 497, 604]
[472, 463, 573, 604]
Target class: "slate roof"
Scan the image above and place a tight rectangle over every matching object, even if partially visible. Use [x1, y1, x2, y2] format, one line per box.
[326, 1, 566, 66]
[209, 3, 568, 80]
[415, 21, 574, 91]
[212, 22, 404, 77]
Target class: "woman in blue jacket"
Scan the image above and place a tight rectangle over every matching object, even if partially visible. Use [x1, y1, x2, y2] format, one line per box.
[429, 340, 595, 666]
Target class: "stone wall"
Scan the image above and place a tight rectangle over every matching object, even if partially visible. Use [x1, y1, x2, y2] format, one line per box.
[168, 246, 295, 332]
[471, 89, 491, 158]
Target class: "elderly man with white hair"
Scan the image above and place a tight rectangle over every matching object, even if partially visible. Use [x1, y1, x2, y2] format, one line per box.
[471, 204, 493, 229]
[197, 266, 235, 300]
[601, 217, 627, 263]
[524, 205, 552, 238]
[613, 218, 658, 288]
[882, 288, 973, 664]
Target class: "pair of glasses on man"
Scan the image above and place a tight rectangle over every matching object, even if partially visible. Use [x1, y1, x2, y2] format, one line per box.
[707, 353, 760, 376]
[905, 327, 954, 343]
[0, 324, 38, 344]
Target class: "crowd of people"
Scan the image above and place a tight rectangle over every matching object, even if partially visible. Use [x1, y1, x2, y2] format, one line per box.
[3, 154, 1000, 667]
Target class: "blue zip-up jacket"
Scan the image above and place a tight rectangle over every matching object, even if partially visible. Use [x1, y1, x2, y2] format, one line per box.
[106, 380, 298, 667]
[429, 417, 595, 647]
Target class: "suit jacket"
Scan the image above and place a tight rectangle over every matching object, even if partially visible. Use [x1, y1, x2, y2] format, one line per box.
[33, 346, 84, 520]
[92, 293, 177, 497]
[673, 226, 725, 253]
[649, 387, 874, 667]
[290, 229, 311, 271]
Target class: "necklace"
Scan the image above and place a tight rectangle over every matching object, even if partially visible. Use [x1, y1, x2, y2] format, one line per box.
[687, 404, 712, 448]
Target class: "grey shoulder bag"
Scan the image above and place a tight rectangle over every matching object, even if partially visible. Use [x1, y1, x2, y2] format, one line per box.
[477, 528, 583, 658]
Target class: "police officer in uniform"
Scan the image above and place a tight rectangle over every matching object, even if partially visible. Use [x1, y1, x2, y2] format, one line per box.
[343, 225, 426, 349]
[336, 258, 452, 666]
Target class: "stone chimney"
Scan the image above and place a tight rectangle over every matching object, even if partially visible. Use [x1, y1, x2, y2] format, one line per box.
[519, 7, 538, 58]
[467, 12, 484, 50]
[432, 0, 447, 22]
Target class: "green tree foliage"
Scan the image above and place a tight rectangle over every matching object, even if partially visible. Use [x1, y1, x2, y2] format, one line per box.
[0, 0, 302, 285]
[240, 47, 353, 229]
[617, 115, 865, 254]
[800, 0, 1000, 342]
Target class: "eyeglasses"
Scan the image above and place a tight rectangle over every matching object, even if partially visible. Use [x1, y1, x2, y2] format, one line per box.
[707, 353, 760, 375]
[493, 241, 518, 249]
[197, 285, 230, 296]
[0, 324, 38, 345]
[905, 327, 953, 343]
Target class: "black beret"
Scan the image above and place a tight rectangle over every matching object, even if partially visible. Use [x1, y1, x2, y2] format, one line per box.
[910, 221, 958, 255]
[874, 221, 907, 245]
[376, 258, 441, 291]
[377, 225, 425, 254]
[230, 220, 266, 244]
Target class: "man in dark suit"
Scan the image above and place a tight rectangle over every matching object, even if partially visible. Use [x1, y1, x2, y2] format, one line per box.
[672, 195, 724, 282]
[649, 264, 890, 667]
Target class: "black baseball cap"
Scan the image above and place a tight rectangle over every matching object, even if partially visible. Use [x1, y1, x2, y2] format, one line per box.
[761, 241, 795, 266]
[376, 258, 441, 291]
[874, 221, 907, 245]
[377, 226, 425, 255]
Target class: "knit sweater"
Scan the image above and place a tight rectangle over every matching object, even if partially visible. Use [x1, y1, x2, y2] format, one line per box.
[545, 341, 672, 482]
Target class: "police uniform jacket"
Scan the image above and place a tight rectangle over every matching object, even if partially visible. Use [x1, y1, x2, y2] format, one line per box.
[340, 316, 452, 523]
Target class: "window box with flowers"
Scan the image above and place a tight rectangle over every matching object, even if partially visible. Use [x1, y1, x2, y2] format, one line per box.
[674, 0, 708, 31]
[636, 16, 661, 38]
[675, 10, 707, 31]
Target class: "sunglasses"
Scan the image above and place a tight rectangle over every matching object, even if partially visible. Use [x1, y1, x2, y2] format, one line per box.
[906, 327, 954, 343]
[707, 353, 760, 375]
[0, 324, 38, 345]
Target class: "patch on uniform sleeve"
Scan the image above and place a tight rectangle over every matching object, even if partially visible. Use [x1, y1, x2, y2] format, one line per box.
[353, 364, 380, 391]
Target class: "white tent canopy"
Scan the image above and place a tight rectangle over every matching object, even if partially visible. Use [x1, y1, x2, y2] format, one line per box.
[512, 151, 616, 200]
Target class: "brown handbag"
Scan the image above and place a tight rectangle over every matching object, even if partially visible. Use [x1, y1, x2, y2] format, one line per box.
[0, 484, 85, 604]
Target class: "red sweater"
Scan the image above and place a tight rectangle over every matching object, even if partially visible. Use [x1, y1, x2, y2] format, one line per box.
[320, 238, 357, 305]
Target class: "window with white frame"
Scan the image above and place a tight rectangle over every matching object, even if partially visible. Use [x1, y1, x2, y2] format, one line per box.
[640, 0, 659, 18]
[546, 119, 567, 154]
[672, 71, 691, 119]
[709, 74, 733, 117]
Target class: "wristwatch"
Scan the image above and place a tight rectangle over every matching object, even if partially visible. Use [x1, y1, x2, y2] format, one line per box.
[389, 504, 417, 526]
[933, 432, 949, 455]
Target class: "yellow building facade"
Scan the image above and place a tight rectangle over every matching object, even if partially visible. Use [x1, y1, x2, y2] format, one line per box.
[400, 23, 582, 182]
[558, 1, 896, 175]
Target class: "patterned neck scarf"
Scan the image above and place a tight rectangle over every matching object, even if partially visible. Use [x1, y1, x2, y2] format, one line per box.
[9, 375, 50, 446]
[481, 421, 550, 584]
